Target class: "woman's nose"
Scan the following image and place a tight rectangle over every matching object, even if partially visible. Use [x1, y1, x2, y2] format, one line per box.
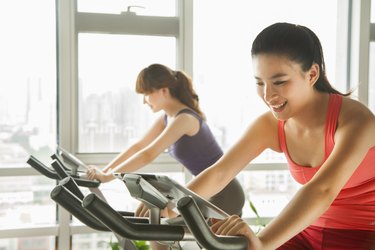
[264, 84, 276, 102]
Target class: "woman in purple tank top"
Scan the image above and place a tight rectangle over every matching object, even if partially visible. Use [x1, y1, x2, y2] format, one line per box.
[86, 63, 245, 249]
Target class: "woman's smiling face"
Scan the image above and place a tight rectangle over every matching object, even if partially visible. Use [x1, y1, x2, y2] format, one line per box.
[253, 53, 315, 121]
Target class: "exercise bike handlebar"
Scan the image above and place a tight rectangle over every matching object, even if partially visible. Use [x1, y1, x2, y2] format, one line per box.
[51, 184, 110, 231]
[82, 192, 186, 241]
[27, 155, 59, 180]
[50, 158, 100, 188]
[52, 176, 148, 223]
[27, 155, 100, 188]
[177, 196, 248, 250]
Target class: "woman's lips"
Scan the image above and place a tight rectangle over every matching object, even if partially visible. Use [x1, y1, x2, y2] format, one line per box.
[270, 101, 287, 113]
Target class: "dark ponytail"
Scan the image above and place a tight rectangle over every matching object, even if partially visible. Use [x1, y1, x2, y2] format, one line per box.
[173, 70, 205, 119]
[135, 64, 205, 119]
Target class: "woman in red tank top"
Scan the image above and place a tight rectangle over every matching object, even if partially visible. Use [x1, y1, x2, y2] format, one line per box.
[188, 22, 375, 249]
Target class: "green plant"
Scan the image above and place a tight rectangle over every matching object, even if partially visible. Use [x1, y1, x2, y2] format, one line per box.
[107, 238, 150, 250]
[249, 199, 266, 234]
[108, 237, 120, 250]
[133, 240, 151, 250]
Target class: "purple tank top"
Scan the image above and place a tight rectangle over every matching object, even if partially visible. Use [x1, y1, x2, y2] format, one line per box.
[165, 109, 223, 176]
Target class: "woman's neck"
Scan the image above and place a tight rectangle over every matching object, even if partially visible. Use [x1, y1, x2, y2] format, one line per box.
[287, 92, 329, 132]
[163, 100, 189, 118]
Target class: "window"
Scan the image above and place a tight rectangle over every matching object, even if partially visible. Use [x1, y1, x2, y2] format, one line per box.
[369, 1, 375, 113]
[194, 0, 342, 153]
[0, 177, 56, 228]
[0, 237, 55, 250]
[78, 34, 175, 153]
[0, 0, 56, 166]
[370, 42, 375, 113]
[72, 233, 114, 250]
[0, 0, 57, 248]
[193, 0, 342, 218]
[61, 0, 183, 156]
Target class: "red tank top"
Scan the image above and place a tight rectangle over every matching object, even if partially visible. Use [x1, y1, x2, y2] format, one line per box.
[278, 94, 375, 230]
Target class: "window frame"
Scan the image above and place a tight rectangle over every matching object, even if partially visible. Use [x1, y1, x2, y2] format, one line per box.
[348, 0, 373, 104]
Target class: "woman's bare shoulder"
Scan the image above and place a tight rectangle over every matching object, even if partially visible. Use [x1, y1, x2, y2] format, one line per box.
[252, 111, 281, 151]
[256, 111, 279, 127]
[338, 97, 375, 145]
[340, 96, 375, 122]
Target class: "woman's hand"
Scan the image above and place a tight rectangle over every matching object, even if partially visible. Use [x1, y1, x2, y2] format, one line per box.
[211, 215, 262, 250]
[135, 202, 149, 217]
[135, 202, 178, 218]
[86, 165, 113, 183]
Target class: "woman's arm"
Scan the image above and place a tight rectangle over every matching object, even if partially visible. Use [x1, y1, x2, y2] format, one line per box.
[187, 112, 279, 200]
[92, 113, 200, 182]
[101, 115, 166, 173]
[86, 115, 165, 181]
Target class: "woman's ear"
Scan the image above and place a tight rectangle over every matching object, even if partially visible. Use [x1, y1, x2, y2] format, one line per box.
[309, 63, 320, 86]
[160, 87, 170, 97]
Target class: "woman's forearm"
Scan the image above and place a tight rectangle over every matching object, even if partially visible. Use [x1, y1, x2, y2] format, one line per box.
[99, 150, 156, 183]
[257, 183, 335, 249]
[187, 166, 233, 200]
[111, 149, 156, 174]
[97, 149, 156, 183]
[102, 144, 142, 172]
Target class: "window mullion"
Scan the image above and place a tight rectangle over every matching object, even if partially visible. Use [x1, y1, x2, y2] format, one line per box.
[349, 0, 371, 105]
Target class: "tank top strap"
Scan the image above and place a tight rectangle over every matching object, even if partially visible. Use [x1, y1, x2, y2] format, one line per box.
[176, 108, 202, 124]
[278, 120, 287, 153]
[324, 94, 342, 158]
[164, 109, 202, 126]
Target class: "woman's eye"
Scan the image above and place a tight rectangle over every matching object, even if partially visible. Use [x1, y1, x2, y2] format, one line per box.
[274, 81, 286, 85]
[256, 82, 264, 86]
